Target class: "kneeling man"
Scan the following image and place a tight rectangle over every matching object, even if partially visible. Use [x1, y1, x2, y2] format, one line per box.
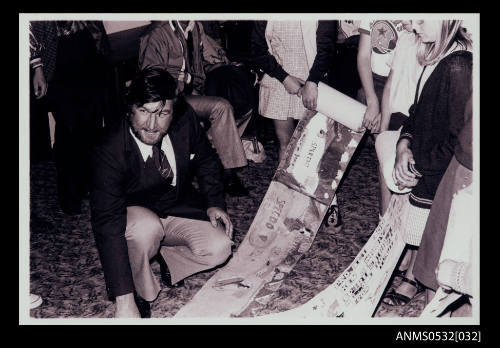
[90, 67, 233, 318]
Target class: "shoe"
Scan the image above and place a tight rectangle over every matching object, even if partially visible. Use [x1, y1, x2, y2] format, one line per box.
[323, 204, 342, 231]
[382, 277, 423, 307]
[157, 254, 184, 288]
[30, 293, 43, 309]
[225, 174, 249, 197]
[133, 293, 151, 318]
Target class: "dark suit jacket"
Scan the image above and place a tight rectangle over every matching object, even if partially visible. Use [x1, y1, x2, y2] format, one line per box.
[90, 103, 225, 298]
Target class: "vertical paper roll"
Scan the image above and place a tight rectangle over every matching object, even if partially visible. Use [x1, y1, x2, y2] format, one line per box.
[316, 82, 366, 132]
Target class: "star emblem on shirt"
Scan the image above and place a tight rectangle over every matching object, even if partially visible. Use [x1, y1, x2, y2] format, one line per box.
[377, 26, 387, 38]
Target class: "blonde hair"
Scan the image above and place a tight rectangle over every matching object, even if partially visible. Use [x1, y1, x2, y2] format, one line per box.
[416, 20, 473, 66]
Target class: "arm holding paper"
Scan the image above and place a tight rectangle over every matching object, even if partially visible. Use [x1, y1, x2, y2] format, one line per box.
[316, 82, 366, 132]
[251, 21, 304, 95]
[300, 21, 337, 110]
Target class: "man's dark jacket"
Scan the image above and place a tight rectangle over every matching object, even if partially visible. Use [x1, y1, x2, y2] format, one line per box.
[90, 102, 225, 298]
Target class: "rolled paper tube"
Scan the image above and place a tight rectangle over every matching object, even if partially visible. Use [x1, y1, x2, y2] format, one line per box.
[316, 82, 366, 132]
[375, 130, 412, 194]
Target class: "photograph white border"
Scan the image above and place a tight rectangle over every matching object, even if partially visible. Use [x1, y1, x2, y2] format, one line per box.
[19, 13, 480, 326]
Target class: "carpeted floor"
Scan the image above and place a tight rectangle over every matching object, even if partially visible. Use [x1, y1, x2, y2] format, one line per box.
[28, 119, 425, 319]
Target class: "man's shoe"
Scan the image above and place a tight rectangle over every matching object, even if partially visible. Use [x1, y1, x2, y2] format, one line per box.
[225, 174, 249, 197]
[133, 293, 151, 318]
[157, 254, 184, 288]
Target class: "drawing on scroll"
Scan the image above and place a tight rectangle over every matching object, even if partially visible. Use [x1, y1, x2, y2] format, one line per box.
[175, 85, 367, 318]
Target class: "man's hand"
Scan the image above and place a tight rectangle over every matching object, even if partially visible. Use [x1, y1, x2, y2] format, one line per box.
[393, 139, 419, 190]
[298, 81, 318, 111]
[207, 207, 233, 239]
[362, 97, 381, 133]
[33, 67, 47, 99]
[115, 293, 141, 318]
[283, 75, 305, 95]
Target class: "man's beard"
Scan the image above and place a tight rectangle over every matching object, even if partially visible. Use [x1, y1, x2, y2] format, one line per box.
[128, 116, 168, 146]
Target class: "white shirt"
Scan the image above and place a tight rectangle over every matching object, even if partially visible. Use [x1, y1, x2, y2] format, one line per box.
[389, 31, 422, 115]
[130, 128, 177, 186]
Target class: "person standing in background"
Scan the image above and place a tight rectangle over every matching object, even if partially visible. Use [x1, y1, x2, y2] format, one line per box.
[377, 21, 420, 217]
[139, 20, 250, 196]
[382, 20, 472, 307]
[30, 21, 111, 215]
[357, 19, 413, 220]
[329, 20, 361, 99]
[413, 95, 473, 315]
[251, 20, 336, 163]
[29, 23, 52, 163]
[251, 21, 341, 230]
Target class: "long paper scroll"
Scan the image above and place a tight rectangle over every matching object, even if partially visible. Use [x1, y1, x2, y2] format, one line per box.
[176, 99, 366, 317]
[263, 193, 409, 318]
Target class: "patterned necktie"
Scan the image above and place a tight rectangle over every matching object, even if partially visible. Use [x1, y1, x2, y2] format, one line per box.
[152, 144, 173, 182]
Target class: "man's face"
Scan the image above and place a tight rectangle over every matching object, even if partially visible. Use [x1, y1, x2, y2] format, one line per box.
[129, 99, 174, 145]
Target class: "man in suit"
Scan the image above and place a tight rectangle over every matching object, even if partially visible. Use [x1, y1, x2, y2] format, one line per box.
[90, 67, 233, 318]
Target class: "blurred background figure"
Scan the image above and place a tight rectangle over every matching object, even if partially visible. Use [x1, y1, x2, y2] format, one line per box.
[329, 20, 361, 99]
[30, 21, 111, 215]
[29, 23, 52, 164]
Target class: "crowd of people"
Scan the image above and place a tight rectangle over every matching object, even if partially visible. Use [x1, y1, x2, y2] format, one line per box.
[28, 19, 475, 318]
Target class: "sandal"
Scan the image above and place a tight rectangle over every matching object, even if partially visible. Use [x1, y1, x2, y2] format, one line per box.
[382, 277, 423, 307]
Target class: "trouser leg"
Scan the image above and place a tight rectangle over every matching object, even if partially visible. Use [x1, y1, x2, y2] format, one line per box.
[50, 29, 107, 206]
[185, 95, 247, 169]
[159, 215, 232, 285]
[50, 86, 103, 206]
[53, 120, 81, 208]
[125, 206, 165, 301]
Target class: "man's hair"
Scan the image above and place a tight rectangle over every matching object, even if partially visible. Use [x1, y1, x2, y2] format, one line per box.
[125, 66, 177, 109]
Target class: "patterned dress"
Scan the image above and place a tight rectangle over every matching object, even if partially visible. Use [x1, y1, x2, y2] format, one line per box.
[258, 21, 310, 120]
